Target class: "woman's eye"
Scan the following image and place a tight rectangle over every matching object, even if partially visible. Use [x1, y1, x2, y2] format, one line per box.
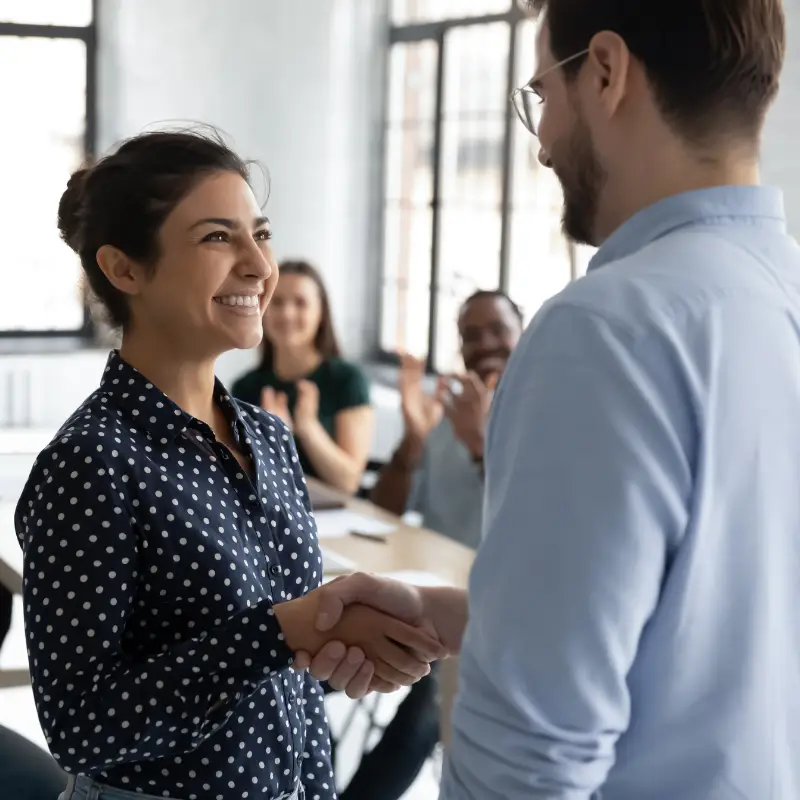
[254, 229, 273, 242]
[202, 231, 229, 243]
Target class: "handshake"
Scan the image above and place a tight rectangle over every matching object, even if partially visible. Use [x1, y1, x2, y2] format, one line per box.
[274, 573, 466, 698]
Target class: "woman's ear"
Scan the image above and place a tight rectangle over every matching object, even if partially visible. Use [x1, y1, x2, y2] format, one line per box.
[96, 245, 145, 297]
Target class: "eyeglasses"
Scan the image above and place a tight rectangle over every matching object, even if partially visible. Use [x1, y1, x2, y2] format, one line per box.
[510, 49, 589, 137]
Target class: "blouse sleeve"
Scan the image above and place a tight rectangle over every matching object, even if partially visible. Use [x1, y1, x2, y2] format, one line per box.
[15, 439, 296, 774]
[335, 362, 371, 411]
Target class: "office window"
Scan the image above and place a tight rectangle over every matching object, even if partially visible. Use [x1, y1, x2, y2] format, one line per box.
[0, 1, 95, 335]
[391, 0, 512, 25]
[506, 19, 572, 323]
[381, 4, 584, 369]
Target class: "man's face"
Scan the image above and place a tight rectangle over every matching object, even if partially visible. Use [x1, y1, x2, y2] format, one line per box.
[533, 21, 607, 246]
[458, 296, 523, 384]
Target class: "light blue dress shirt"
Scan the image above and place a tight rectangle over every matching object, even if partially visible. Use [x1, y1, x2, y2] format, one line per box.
[440, 186, 800, 800]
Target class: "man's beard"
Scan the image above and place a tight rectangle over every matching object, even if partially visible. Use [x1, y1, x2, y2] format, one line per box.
[552, 114, 606, 247]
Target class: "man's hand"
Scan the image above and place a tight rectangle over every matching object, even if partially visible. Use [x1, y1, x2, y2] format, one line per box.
[442, 372, 493, 460]
[399, 354, 444, 444]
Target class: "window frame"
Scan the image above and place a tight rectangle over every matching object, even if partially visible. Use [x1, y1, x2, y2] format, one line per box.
[378, 3, 582, 370]
[0, 0, 98, 339]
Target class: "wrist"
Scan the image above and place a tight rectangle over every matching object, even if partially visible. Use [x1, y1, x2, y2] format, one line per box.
[420, 586, 467, 656]
[294, 416, 321, 441]
[274, 595, 325, 655]
[394, 432, 425, 470]
[462, 430, 484, 460]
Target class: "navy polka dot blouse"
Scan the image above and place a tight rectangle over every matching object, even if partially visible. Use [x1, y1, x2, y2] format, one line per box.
[15, 351, 335, 799]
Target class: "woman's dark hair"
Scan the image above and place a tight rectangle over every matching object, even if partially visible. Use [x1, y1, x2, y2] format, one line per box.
[259, 260, 342, 370]
[58, 129, 252, 329]
[528, 0, 785, 145]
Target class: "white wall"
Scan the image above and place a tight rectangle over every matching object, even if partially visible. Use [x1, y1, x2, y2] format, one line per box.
[96, 0, 389, 386]
[761, 0, 800, 233]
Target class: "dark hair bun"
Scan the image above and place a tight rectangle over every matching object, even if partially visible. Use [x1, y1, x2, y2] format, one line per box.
[57, 167, 91, 252]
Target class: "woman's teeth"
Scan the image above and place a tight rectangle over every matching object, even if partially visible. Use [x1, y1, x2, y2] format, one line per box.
[214, 295, 259, 307]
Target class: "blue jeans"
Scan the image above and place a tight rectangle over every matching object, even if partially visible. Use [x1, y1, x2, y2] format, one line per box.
[0, 724, 65, 800]
[59, 774, 305, 800]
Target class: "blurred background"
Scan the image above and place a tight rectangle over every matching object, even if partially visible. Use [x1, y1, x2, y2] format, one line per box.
[0, 1, 799, 796]
[1, 0, 797, 400]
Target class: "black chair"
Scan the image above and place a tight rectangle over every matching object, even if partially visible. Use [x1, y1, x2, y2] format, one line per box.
[356, 459, 385, 501]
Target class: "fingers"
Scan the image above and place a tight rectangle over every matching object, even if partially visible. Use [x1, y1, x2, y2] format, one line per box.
[463, 371, 485, 394]
[372, 652, 429, 687]
[341, 659, 375, 700]
[485, 371, 500, 392]
[434, 375, 449, 405]
[304, 640, 348, 682]
[315, 572, 381, 631]
[385, 618, 445, 662]
[378, 637, 433, 681]
[293, 651, 312, 671]
[326, 647, 369, 693]
[369, 675, 402, 694]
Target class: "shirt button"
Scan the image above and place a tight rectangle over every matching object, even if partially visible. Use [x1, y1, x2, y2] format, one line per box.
[269, 564, 281, 576]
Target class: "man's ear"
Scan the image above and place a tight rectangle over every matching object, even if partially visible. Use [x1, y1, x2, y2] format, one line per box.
[586, 30, 631, 120]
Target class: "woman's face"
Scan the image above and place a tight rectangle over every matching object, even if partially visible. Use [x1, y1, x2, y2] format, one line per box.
[263, 273, 323, 351]
[127, 171, 279, 358]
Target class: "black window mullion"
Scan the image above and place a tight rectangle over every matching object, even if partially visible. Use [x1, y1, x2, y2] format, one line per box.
[426, 32, 447, 373]
[498, 20, 518, 293]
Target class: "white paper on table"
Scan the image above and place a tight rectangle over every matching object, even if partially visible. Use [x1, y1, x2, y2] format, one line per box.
[379, 570, 453, 588]
[321, 547, 356, 575]
[313, 509, 397, 540]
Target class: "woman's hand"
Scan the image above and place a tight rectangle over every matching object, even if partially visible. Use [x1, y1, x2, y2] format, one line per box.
[293, 643, 398, 698]
[293, 380, 320, 437]
[261, 387, 293, 429]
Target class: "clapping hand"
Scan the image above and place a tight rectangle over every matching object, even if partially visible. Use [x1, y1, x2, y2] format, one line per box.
[440, 371, 496, 460]
[399, 354, 444, 444]
[261, 387, 292, 429]
[293, 380, 320, 437]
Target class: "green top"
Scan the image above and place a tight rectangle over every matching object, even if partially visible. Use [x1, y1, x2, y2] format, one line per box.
[231, 357, 371, 479]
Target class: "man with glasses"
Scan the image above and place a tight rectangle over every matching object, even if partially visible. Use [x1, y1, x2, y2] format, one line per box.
[298, 0, 799, 797]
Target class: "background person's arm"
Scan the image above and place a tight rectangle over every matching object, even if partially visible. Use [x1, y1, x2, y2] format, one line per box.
[370, 432, 426, 515]
[295, 403, 374, 494]
[440, 304, 693, 799]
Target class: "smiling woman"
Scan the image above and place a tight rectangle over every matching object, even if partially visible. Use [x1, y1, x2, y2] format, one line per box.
[14, 129, 442, 800]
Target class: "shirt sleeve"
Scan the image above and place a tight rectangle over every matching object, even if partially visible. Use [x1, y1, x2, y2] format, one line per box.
[440, 302, 694, 799]
[299, 675, 336, 800]
[231, 370, 263, 407]
[15, 439, 296, 774]
[334, 362, 371, 411]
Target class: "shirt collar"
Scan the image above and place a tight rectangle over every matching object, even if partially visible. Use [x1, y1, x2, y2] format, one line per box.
[588, 185, 786, 273]
[99, 351, 252, 443]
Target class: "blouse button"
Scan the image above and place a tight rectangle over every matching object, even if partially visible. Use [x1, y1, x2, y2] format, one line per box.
[269, 564, 281, 576]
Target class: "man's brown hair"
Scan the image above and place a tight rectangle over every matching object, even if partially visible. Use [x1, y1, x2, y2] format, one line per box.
[528, 0, 785, 145]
